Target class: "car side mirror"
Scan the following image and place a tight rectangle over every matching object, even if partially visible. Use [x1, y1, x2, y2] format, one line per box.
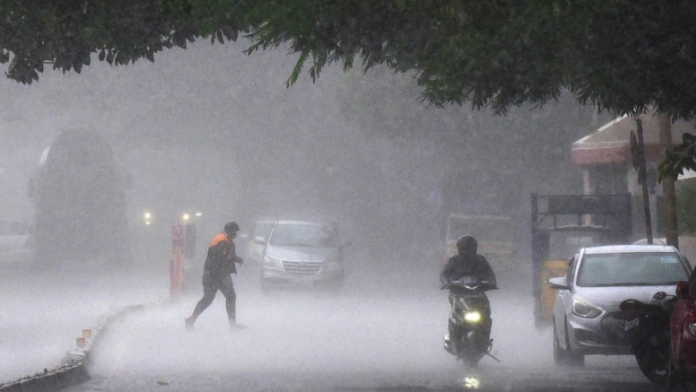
[254, 236, 266, 245]
[676, 281, 689, 299]
[548, 276, 569, 290]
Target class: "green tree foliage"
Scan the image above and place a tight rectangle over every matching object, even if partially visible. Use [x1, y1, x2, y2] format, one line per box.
[660, 133, 696, 180]
[677, 179, 696, 235]
[3, 1, 696, 172]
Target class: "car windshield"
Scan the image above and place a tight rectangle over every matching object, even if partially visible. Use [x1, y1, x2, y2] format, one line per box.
[577, 252, 688, 287]
[269, 223, 338, 248]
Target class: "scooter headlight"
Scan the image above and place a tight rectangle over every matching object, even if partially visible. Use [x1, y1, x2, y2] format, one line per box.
[463, 376, 480, 389]
[464, 311, 482, 323]
[572, 299, 602, 318]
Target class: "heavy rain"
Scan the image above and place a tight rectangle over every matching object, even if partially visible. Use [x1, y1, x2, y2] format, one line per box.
[1, 6, 696, 392]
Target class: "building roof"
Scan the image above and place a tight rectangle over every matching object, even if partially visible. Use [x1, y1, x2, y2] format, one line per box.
[571, 114, 695, 165]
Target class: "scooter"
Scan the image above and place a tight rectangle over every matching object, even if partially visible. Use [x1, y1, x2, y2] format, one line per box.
[442, 277, 500, 368]
[619, 291, 675, 385]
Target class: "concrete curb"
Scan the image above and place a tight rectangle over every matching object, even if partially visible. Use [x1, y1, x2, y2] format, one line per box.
[0, 304, 146, 392]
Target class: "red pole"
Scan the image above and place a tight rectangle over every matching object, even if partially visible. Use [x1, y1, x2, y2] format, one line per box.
[170, 225, 184, 298]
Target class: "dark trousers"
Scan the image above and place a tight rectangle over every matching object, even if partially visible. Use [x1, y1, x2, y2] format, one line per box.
[191, 274, 236, 322]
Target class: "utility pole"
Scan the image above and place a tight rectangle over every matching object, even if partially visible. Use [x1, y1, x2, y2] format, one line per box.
[632, 119, 653, 244]
[658, 113, 679, 248]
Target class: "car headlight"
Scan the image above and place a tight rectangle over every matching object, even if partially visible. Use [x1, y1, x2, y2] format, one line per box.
[263, 255, 282, 268]
[572, 299, 602, 318]
[464, 311, 482, 323]
[689, 323, 696, 335]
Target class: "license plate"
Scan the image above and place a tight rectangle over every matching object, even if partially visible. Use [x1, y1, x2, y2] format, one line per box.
[624, 318, 639, 331]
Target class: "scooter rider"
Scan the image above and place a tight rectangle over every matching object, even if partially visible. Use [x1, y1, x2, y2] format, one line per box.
[440, 235, 497, 352]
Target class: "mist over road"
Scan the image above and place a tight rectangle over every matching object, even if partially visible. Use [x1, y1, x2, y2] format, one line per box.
[0, 259, 650, 392]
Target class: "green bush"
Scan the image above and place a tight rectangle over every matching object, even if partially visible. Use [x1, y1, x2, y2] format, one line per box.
[677, 178, 696, 235]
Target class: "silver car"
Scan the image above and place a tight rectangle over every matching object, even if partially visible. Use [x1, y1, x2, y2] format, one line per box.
[549, 245, 691, 366]
[245, 219, 274, 264]
[257, 220, 348, 291]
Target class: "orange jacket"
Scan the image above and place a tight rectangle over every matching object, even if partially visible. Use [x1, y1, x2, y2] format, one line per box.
[203, 233, 238, 279]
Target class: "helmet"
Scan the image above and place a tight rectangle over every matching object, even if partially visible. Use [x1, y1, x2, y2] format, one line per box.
[456, 235, 477, 255]
[224, 221, 240, 233]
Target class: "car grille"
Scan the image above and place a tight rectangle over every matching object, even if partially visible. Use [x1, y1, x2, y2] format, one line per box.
[282, 260, 322, 275]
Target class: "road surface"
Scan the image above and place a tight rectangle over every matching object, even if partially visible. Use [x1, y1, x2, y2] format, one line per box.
[65, 263, 660, 391]
[0, 259, 664, 392]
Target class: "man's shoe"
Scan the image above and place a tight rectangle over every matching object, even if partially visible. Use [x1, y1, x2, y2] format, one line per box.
[185, 316, 195, 330]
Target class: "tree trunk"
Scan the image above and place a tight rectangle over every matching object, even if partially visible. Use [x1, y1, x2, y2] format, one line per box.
[658, 113, 679, 249]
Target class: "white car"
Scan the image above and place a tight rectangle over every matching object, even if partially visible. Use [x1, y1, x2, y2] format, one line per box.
[258, 220, 349, 291]
[0, 220, 34, 266]
[245, 219, 274, 264]
[549, 245, 691, 367]
[632, 238, 667, 245]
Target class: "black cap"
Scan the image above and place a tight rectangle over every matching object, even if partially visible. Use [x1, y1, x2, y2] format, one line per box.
[224, 221, 240, 233]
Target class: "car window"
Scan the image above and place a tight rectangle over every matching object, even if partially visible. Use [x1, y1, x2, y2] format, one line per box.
[577, 252, 688, 287]
[269, 223, 338, 248]
[0, 221, 27, 236]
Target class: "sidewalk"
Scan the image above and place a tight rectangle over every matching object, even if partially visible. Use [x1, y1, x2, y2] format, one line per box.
[0, 263, 171, 386]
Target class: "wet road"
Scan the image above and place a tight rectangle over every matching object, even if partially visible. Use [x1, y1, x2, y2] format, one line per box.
[46, 262, 662, 392]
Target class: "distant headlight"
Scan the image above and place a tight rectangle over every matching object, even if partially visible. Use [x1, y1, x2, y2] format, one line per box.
[324, 261, 342, 272]
[263, 255, 282, 268]
[572, 299, 602, 318]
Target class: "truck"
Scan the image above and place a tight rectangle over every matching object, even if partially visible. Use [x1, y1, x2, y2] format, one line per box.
[531, 193, 632, 328]
[28, 129, 132, 265]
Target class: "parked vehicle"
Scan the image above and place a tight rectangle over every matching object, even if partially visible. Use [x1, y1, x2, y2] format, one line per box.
[442, 277, 499, 369]
[245, 219, 274, 264]
[532, 193, 632, 328]
[619, 291, 675, 385]
[548, 245, 691, 367]
[0, 220, 34, 266]
[668, 272, 696, 386]
[258, 220, 349, 291]
[535, 225, 611, 328]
